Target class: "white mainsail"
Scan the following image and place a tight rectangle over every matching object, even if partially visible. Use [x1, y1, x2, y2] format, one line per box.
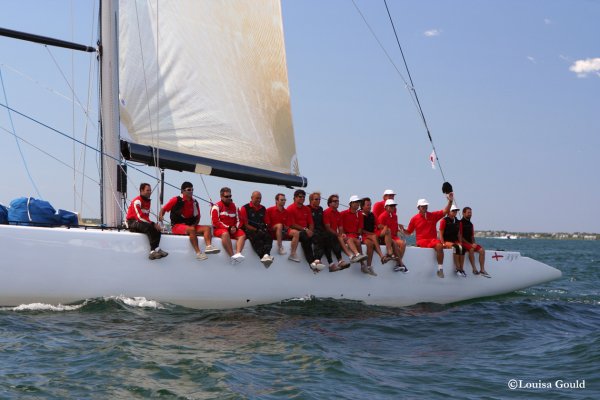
[118, 0, 300, 176]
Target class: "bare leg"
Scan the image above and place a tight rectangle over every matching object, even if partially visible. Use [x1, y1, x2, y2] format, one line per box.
[479, 248, 486, 272]
[435, 243, 444, 265]
[220, 232, 234, 257]
[468, 249, 478, 272]
[185, 226, 201, 254]
[274, 224, 283, 249]
[235, 236, 246, 253]
[289, 229, 300, 255]
[197, 225, 212, 247]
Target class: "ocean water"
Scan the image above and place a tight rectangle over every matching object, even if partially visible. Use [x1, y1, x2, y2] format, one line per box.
[1, 239, 598, 399]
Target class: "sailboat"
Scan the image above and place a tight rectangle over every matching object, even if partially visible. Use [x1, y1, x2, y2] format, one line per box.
[0, 1, 560, 309]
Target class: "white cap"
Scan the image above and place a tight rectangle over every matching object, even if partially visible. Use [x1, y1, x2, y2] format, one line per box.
[349, 195, 361, 203]
[384, 199, 397, 207]
[450, 204, 460, 211]
[383, 189, 396, 196]
[417, 198, 429, 207]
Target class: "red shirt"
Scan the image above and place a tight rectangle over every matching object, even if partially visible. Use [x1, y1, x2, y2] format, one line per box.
[322, 207, 341, 231]
[377, 211, 399, 237]
[340, 209, 364, 234]
[265, 206, 290, 227]
[372, 200, 386, 218]
[126, 195, 152, 223]
[162, 195, 200, 220]
[405, 210, 445, 241]
[286, 203, 313, 229]
[211, 201, 239, 229]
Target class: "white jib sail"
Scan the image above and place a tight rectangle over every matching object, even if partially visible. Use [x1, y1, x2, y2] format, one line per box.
[118, 0, 300, 176]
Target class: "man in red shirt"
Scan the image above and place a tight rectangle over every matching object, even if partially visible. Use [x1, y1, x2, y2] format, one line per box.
[126, 183, 168, 260]
[322, 194, 351, 272]
[401, 193, 453, 278]
[265, 193, 300, 258]
[159, 181, 219, 261]
[239, 191, 273, 268]
[372, 189, 397, 218]
[339, 195, 369, 270]
[211, 187, 246, 264]
[376, 199, 408, 272]
[286, 189, 325, 272]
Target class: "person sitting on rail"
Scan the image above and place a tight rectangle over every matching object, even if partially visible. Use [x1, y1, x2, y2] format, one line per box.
[210, 187, 246, 264]
[286, 189, 325, 272]
[460, 206, 490, 277]
[401, 193, 453, 278]
[360, 197, 389, 276]
[339, 195, 369, 273]
[322, 194, 351, 272]
[265, 193, 300, 260]
[377, 199, 408, 273]
[159, 181, 220, 261]
[239, 191, 273, 268]
[439, 204, 466, 277]
[126, 182, 168, 260]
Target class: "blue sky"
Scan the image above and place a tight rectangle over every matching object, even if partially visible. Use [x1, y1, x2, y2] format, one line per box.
[0, 1, 598, 233]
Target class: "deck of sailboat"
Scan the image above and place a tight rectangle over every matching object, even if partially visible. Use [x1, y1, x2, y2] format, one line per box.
[0, 223, 561, 309]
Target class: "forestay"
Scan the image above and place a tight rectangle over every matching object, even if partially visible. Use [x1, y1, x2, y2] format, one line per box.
[118, 0, 300, 177]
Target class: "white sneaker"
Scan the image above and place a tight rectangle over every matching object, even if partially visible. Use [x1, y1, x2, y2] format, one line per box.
[311, 260, 326, 271]
[232, 253, 245, 263]
[205, 245, 220, 254]
[261, 254, 273, 268]
[196, 252, 208, 261]
[278, 246, 287, 255]
[288, 254, 301, 263]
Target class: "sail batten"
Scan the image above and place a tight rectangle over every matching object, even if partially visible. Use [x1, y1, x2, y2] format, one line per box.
[118, 0, 303, 182]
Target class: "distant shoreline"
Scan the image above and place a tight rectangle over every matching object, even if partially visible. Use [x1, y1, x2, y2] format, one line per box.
[476, 231, 599, 240]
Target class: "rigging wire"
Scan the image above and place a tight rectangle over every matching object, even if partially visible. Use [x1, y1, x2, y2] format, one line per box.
[382, 0, 447, 183]
[351, 0, 449, 183]
[0, 101, 213, 207]
[0, 67, 43, 198]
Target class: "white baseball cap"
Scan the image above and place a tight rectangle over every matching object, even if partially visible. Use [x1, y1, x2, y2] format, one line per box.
[384, 199, 397, 206]
[349, 195, 361, 203]
[383, 189, 396, 196]
[417, 198, 429, 207]
[450, 204, 460, 211]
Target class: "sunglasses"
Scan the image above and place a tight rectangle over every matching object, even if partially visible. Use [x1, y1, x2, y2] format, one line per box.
[223, 195, 232, 198]
[184, 188, 194, 192]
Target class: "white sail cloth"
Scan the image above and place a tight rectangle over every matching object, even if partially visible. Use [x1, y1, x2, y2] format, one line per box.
[118, 0, 300, 176]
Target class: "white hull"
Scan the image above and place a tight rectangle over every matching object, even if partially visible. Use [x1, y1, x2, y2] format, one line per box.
[0, 225, 561, 309]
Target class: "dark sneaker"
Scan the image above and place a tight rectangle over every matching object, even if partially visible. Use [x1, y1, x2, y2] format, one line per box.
[361, 265, 370, 274]
[394, 264, 409, 273]
[329, 264, 341, 272]
[472, 270, 480, 275]
[338, 260, 351, 270]
[156, 248, 169, 258]
[149, 250, 161, 260]
[205, 245, 220, 254]
[437, 269, 445, 278]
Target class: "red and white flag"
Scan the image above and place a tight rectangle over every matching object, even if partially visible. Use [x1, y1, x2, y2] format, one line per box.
[429, 150, 436, 169]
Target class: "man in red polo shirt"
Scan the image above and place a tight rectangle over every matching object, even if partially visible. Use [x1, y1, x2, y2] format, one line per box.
[372, 189, 397, 218]
[211, 187, 246, 264]
[286, 189, 325, 272]
[401, 193, 453, 278]
[376, 199, 408, 272]
[159, 181, 219, 261]
[323, 194, 351, 272]
[265, 193, 300, 259]
[339, 195, 369, 271]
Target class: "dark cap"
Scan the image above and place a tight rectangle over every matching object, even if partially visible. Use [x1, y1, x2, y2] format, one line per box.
[181, 181, 193, 191]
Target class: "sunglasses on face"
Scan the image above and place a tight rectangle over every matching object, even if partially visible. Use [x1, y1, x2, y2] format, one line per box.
[223, 195, 232, 198]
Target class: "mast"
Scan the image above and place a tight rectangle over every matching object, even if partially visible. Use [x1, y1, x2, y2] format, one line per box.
[99, 0, 122, 226]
